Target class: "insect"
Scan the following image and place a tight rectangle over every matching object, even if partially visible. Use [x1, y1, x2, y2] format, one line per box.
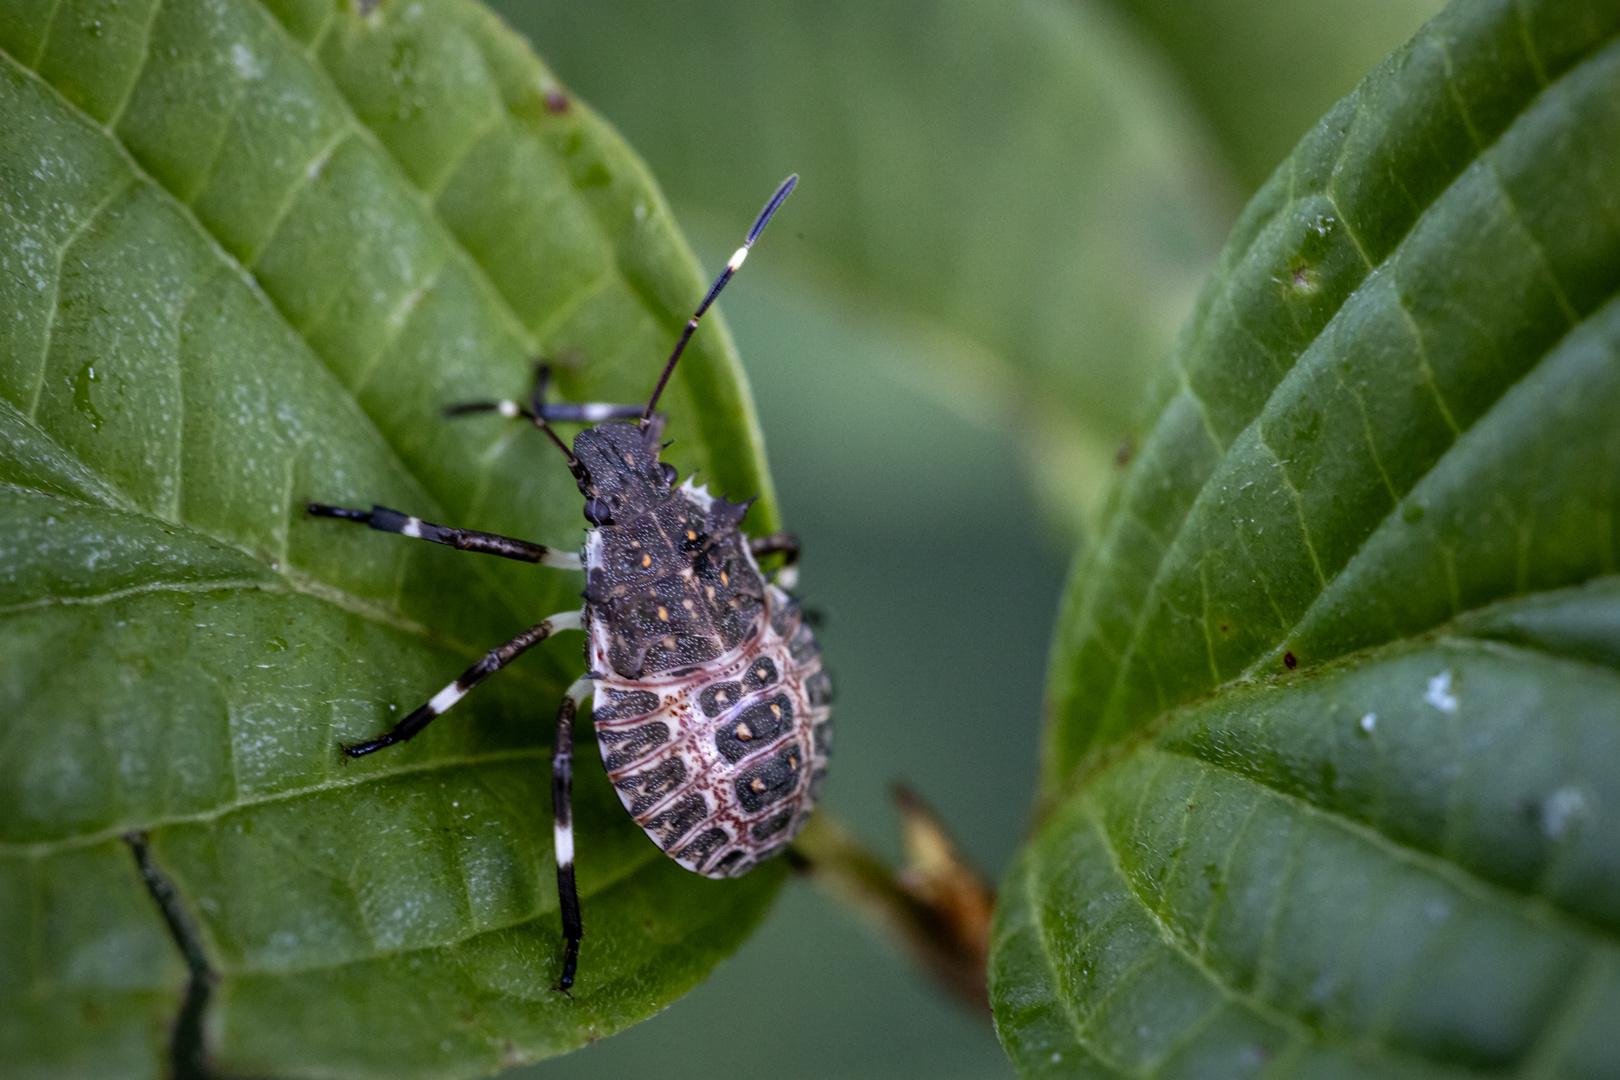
[307, 176, 829, 992]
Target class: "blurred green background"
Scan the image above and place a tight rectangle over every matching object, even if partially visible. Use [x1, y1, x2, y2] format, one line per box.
[488, 1, 1444, 1076]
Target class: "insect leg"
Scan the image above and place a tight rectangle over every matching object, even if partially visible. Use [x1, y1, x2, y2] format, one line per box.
[535, 402, 645, 423]
[444, 364, 644, 463]
[552, 674, 593, 993]
[446, 367, 643, 425]
[306, 502, 581, 570]
[749, 531, 800, 565]
[750, 531, 801, 590]
[342, 611, 585, 757]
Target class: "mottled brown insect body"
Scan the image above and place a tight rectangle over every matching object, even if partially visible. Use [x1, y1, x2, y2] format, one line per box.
[578, 420, 831, 876]
[311, 176, 808, 991]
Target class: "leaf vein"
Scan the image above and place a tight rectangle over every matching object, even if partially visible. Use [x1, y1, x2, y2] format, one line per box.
[27, 177, 136, 419]
[1518, 948, 1615, 1077]
[1146, 742, 1620, 950]
[1434, 33, 1487, 153]
[243, 125, 352, 269]
[1319, 191, 1375, 272]
[1255, 429, 1328, 589]
[29, 0, 68, 68]
[1486, 159, 1581, 326]
[102, 0, 166, 131]
[1078, 797, 1313, 1044]
[0, 747, 548, 858]
[348, 262, 448, 396]
[1020, 839, 1133, 1077]
[422, 109, 501, 200]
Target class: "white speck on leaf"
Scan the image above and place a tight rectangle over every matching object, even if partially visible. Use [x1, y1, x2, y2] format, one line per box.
[1359, 712, 1377, 733]
[230, 43, 263, 80]
[1542, 787, 1588, 839]
[1424, 670, 1458, 713]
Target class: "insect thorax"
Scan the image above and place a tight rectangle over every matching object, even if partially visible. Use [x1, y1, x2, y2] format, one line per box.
[581, 478, 759, 678]
[581, 478, 831, 878]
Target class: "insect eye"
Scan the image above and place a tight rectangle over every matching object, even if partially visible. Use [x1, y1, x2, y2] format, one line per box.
[583, 497, 613, 526]
[659, 462, 678, 486]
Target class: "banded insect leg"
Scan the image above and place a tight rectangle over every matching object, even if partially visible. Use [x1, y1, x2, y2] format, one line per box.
[447, 365, 682, 490]
[307, 502, 582, 570]
[750, 530, 802, 590]
[446, 396, 645, 426]
[343, 611, 584, 757]
[445, 364, 643, 448]
[552, 675, 594, 993]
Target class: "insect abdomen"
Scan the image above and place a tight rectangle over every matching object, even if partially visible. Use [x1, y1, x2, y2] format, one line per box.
[591, 585, 831, 878]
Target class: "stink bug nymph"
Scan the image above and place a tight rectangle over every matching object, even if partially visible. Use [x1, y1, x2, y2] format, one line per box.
[307, 177, 829, 992]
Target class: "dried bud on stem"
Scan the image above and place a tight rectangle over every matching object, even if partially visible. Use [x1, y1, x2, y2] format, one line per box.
[788, 785, 995, 1017]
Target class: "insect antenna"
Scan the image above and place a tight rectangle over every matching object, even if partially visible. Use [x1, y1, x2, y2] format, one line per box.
[641, 174, 797, 422]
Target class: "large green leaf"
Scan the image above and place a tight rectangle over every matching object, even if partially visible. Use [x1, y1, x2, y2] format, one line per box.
[505, 0, 1237, 538]
[993, 0, 1620, 1073]
[0, 0, 785, 1076]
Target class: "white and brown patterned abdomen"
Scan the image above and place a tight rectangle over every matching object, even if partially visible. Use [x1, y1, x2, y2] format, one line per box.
[588, 584, 832, 878]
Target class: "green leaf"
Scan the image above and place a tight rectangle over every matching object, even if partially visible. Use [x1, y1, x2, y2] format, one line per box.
[993, 0, 1620, 1073]
[0, 0, 783, 1076]
[505, 0, 1237, 537]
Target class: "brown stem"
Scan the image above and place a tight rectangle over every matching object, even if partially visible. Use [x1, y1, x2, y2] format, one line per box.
[788, 786, 995, 1018]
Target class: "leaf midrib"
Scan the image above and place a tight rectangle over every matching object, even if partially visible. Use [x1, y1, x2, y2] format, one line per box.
[2, 739, 674, 979]
[0, 747, 551, 860]
[1142, 731, 1620, 952]
[213, 838, 662, 982]
[1052, 594, 1620, 922]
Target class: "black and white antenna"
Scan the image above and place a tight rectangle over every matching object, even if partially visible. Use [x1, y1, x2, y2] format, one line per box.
[641, 174, 797, 421]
